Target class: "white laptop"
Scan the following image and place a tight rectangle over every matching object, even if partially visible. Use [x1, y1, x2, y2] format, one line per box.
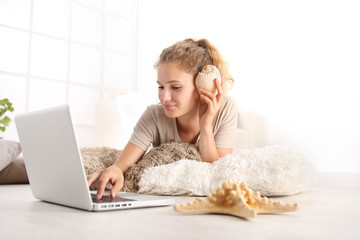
[15, 105, 175, 211]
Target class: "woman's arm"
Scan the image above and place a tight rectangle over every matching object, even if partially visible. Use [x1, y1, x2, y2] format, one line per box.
[198, 78, 233, 163]
[87, 142, 145, 199]
[198, 127, 232, 163]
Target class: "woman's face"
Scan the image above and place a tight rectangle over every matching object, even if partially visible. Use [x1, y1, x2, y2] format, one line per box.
[157, 62, 200, 118]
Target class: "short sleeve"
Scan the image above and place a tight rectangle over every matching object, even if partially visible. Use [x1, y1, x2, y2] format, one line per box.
[128, 106, 159, 151]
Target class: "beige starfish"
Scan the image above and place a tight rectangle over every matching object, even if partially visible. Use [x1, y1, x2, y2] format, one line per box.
[174, 181, 299, 219]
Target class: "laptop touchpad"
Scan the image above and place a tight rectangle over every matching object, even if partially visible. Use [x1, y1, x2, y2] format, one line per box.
[91, 194, 136, 203]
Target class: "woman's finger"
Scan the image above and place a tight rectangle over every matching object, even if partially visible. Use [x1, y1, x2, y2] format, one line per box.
[215, 78, 224, 102]
[200, 94, 211, 104]
[111, 178, 124, 199]
[96, 170, 113, 199]
[216, 78, 223, 94]
[87, 169, 102, 187]
[198, 88, 216, 100]
[200, 94, 214, 112]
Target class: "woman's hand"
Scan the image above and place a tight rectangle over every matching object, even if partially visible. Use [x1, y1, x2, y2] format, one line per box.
[87, 142, 145, 199]
[198, 77, 225, 129]
[87, 165, 124, 199]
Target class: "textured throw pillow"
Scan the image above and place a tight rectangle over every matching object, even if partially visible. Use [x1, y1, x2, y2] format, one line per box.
[138, 145, 317, 197]
[81, 143, 316, 197]
[0, 139, 22, 171]
[82, 142, 201, 192]
[122, 143, 201, 192]
[0, 154, 29, 184]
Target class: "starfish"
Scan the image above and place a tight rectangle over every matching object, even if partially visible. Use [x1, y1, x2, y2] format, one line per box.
[174, 181, 299, 219]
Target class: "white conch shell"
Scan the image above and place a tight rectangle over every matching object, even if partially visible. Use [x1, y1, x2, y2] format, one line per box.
[195, 65, 221, 93]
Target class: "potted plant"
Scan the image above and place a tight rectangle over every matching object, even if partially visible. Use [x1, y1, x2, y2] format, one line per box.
[0, 98, 15, 137]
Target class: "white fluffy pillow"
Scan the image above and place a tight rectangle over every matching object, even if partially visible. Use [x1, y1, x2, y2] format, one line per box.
[0, 139, 22, 171]
[138, 145, 317, 196]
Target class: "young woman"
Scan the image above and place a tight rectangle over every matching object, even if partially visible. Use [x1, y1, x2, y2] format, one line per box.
[88, 38, 237, 199]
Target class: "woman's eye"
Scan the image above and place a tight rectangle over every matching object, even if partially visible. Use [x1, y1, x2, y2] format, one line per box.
[172, 86, 181, 90]
[158, 86, 164, 89]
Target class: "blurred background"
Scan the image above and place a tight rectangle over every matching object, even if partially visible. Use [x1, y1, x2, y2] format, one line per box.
[1, 0, 359, 173]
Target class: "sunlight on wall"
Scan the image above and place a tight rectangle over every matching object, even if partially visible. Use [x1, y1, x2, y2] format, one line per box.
[0, 0, 137, 146]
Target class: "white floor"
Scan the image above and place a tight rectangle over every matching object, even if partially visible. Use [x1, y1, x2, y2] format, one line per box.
[1, 172, 360, 240]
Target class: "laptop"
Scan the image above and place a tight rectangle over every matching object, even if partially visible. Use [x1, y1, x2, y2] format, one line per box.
[15, 105, 175, 211]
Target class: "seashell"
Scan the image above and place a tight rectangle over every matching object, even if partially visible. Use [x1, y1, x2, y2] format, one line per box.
[195, 65, 221, 93]
[174, 181, 299, 219]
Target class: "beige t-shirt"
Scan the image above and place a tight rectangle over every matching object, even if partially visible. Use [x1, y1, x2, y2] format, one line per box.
[129, 96, 238, 151]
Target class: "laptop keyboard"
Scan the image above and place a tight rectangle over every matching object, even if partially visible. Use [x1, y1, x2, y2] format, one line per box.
[91, 193, 135, 203]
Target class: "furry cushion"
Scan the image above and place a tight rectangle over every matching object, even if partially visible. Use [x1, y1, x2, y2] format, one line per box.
[81, 142, 201, 192]
[138, 145, 317, 196]
[82, 143, 316, 196]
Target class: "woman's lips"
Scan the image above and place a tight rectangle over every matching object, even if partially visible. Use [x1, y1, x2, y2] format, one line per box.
[164, 104, 176, 110]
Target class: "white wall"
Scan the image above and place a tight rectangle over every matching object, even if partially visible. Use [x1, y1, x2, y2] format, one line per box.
[1, 0, 359, 173]
[0, 0, 137, 147]
[137, 0, 360, 172]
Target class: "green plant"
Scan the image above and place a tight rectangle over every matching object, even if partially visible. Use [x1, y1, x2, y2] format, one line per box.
[0, 98, 14, 132]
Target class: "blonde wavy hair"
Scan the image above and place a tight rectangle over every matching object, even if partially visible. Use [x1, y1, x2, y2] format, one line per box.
[154, 38, 234, 90]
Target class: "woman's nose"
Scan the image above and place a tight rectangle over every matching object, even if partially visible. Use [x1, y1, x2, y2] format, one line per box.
[160, 88, 171, 102]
